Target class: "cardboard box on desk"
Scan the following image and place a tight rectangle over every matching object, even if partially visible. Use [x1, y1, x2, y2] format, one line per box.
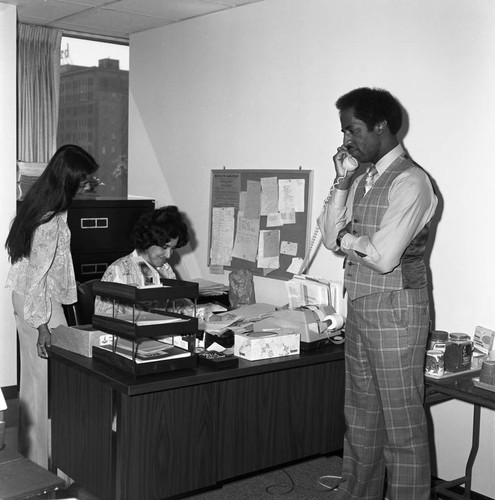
[51, 324, 113, 357]
[234, 330, 300, 361]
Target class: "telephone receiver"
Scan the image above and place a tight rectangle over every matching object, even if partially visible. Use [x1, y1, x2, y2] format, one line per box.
[342, 155, 359, 172]
[298, 153, 359, 274]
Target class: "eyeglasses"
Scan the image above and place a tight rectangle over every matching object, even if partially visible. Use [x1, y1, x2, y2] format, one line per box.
[79, 176, 103, 191]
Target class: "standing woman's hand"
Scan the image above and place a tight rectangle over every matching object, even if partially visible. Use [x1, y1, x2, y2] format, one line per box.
[37, 323, 51, 358]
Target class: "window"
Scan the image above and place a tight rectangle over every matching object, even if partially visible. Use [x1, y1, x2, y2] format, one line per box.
[58, 36, 129, 197]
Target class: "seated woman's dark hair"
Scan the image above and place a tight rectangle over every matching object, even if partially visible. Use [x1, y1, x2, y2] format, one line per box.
[132, 206, 189, 251]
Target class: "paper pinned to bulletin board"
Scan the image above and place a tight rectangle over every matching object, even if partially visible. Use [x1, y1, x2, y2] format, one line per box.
[208, 169, 313, 281]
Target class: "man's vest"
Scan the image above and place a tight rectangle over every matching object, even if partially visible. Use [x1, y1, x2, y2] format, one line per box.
[344, 155, 430, 301]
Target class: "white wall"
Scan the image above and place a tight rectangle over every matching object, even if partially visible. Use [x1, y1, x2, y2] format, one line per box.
[129, 0, 495, 495]
[0, 3, 18, 388]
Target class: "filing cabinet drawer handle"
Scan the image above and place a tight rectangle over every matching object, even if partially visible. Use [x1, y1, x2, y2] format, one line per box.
[80, 217, 109, 229]
[80, 263, 108, 275]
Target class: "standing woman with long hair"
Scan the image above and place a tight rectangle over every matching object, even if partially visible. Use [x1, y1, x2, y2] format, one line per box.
[5, 144, 98, 468]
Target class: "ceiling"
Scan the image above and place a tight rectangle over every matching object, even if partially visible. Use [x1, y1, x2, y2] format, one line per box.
[3, 0, 268, 40]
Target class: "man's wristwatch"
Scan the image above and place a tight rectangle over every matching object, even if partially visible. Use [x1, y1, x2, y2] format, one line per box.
[336, 228, 348, 248]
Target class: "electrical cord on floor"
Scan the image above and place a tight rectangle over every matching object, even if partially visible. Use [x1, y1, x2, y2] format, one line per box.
[265, 469, 295, 495]
[264, 468, 342, 496]
[318, 474, 341, 491]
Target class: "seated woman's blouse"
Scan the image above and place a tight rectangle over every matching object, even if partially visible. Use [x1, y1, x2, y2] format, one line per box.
[94, 250, 176, 317]
[5, 212, 77, 328]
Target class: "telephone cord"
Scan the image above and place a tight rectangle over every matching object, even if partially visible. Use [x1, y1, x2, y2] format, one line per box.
[298, 174, 346, 275]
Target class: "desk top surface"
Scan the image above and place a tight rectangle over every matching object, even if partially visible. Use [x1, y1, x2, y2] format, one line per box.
[50, 342, 345, 397]
[425, 371, 495, 410]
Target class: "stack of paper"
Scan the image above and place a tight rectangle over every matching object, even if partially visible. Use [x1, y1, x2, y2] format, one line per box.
[190, 278, 228, 296]
[204, 303, 277, 335]
[204, 312, 241, 334]
[107, 337, 191, 364]
[286, 275, 337, 310]
[117, 311, 187, 326]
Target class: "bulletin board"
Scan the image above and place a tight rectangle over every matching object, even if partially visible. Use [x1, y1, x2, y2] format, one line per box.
[208, 169, 313, 281]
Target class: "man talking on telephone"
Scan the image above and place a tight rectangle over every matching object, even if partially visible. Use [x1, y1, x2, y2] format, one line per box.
[318, 87, 437, 500]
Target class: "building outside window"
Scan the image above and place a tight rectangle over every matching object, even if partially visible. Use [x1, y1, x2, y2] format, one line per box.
[58, 37, 129, 197]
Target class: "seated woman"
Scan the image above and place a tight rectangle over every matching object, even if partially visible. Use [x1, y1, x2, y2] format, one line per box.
[94, 205, 191, 317]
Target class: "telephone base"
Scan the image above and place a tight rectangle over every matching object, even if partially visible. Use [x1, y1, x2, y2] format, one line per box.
[300, 338, 331, 351]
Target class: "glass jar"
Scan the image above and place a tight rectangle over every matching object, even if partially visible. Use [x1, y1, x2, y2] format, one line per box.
[428, 330, 448, 351]
[444, 332, 472, 372]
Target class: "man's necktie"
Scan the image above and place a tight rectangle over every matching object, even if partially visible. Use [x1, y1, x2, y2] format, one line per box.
[364, 165, 377, 194]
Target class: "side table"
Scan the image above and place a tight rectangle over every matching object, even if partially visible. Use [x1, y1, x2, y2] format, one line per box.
[425, 371, 495, 499]
[0, 446, 64, 500]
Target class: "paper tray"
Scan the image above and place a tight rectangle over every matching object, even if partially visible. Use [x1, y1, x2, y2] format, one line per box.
[472, 377, 495, 393]
[92, 313, 198, 339]
[93, 279, 199, 302]
[93, 345, 198, 377]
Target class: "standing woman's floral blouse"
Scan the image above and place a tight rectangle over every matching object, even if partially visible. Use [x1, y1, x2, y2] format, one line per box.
[5, 212, 77, 328]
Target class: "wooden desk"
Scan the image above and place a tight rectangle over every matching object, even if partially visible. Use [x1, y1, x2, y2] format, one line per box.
[0, 446, 64, 500]
[425, 372, 495, 499]
[49, 344, 345, 500]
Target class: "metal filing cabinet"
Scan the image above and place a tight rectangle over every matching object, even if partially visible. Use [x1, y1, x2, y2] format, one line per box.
[68, 197, 155, 282]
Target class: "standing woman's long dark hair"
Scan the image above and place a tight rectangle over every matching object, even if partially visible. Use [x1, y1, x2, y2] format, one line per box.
[5, 144, 98, 263]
